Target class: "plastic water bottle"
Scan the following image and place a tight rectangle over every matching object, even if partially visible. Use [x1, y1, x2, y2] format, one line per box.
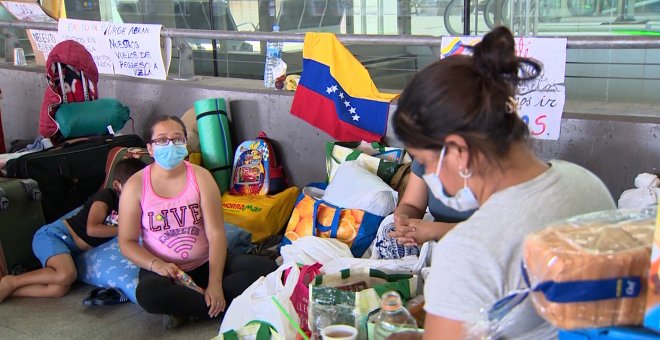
[264, 25, 283, 88]
[268, 0, 276, 17]
[374, 291, 421, 340]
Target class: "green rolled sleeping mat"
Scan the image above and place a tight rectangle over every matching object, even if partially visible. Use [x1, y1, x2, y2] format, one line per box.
[194, 98, 233, 193]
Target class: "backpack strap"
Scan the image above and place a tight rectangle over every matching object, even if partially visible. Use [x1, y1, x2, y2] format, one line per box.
[56, 62, 68, 104]
[257, 131, 286, 185]
[80, 70, 90, 102]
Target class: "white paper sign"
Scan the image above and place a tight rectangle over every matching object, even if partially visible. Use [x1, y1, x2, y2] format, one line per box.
[28, 29, 60, 59]
[440, 36, 567, 140]
[1, 1, 55, 22]
[58, 19, 114, 75]
[104, 22, 168, 80]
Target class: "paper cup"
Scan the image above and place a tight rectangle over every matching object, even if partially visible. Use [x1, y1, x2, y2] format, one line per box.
[13, 48, 27, 66]
[321, 324, 357, 340]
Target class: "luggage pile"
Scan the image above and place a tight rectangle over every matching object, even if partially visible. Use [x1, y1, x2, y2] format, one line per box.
[0, 39, 139, 275]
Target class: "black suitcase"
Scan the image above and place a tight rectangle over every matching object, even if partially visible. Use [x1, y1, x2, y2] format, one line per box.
[6, 134, 145, 223]
[0, 178, 45, 273]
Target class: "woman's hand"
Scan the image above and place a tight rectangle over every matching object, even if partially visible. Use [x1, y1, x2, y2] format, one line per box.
[205, 281, 226, 318]
[151, 260, 180, 279]
[400, 218, 439, 245]
[393, 213, 417, 246]
[394, 215, 457, 246]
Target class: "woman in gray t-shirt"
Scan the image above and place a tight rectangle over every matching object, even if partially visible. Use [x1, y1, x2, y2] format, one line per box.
[392, 27, 615, 339]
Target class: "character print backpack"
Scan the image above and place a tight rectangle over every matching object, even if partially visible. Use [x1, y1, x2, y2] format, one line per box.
[229, 132, 286, 195]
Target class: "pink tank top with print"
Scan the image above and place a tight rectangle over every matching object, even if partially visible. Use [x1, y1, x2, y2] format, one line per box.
[141, 161, 209, 271]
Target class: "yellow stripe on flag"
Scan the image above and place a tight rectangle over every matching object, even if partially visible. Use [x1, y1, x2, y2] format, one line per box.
[302, 33, 398, 103]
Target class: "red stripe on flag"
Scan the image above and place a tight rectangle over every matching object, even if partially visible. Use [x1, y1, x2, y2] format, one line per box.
[291, 85, 382, 142]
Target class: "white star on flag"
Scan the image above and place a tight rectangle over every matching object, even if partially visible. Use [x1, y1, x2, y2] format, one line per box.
[338, 92, 344, 99]
[326, 86, 333, 94]
[348, 107, 357, 114]
[330, 85, 338, 93]
[352, 114, 360, 121]
[343, 100, 350, 107]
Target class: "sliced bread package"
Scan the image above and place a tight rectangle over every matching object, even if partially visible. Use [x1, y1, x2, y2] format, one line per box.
[523, 208, 656, 329]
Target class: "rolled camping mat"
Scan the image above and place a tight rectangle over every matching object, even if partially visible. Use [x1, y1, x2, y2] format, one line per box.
[195, 98, 233, 193]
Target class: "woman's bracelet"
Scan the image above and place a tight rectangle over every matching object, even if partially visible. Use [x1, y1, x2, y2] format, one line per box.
[148, 258, 162, 272]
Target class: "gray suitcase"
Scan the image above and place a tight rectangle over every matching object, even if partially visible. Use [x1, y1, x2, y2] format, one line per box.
[0, 178, 45, 273]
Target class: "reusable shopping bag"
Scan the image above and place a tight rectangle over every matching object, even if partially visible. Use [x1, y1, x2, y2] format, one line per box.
[220, 263, 300, 337]
[281, 183, 383, 257]
[222, 186, 299, 243]
[308, 268, 418, 337]
[284, 262, 323, 335]
[325, 141, 411, 184]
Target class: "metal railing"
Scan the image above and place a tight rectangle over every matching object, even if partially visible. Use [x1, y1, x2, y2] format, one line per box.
[1, 20, 660, 49]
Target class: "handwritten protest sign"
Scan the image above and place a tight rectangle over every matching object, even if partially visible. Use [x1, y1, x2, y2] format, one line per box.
[104, 22, 168, 79]
[1, 4, 171, 79]
[0, 0, 55, 22]
[58, 19, 114, 74]
[440, 36, 567, 140]
[28, 29, 59, 59]
[58, 19, 170, 79]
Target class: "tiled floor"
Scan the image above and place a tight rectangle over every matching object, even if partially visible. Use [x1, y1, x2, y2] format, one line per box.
[0, 282, 220, 340]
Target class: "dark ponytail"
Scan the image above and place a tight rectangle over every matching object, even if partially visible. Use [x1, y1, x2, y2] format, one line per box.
[393, 26, 542, 168]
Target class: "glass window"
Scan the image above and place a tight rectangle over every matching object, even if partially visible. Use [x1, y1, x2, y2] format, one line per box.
[1, 0, 658, 105]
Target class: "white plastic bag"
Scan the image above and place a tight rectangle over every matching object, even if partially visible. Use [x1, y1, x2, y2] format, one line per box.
[618, 173, 660, 209]
[323, 241, 434, 277]
[280, 236, 353, 266]
[323, 161, 398, 216]
[618, 187, 659, 209]
[219, 263, 300, 337]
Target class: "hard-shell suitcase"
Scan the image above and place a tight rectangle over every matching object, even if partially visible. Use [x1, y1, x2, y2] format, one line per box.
[5, 134, 144, 223]
[0, 178, 45, 273]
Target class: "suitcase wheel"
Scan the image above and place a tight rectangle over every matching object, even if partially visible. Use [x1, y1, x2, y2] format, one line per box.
[19, 179, 42, 202]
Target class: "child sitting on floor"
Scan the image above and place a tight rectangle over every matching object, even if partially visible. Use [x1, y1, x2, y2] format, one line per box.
[0, 158, 146, 303]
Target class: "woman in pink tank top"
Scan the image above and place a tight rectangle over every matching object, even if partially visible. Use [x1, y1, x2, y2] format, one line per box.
[118, 116, 276, 329]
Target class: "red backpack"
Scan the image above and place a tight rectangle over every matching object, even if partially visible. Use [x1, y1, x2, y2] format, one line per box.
[39, 40, 99, 139]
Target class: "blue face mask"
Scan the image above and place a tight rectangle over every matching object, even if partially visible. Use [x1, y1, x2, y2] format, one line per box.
[153, 143, 188, 170]
[422, 146, 480, 212]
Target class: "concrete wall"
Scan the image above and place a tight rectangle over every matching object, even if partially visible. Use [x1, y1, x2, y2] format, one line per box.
[1, 64, 658, 199]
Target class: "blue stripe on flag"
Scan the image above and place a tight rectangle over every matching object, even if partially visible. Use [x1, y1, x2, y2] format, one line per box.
[299, 59, 389, 135]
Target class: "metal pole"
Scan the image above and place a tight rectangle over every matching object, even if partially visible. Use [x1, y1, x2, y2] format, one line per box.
[209, 0, 219, 77]
[463, 0, 471, 35]
[1, 21, 659, 49]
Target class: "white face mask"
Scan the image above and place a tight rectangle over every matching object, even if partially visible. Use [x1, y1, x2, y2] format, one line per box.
[422, 146, 480, 212]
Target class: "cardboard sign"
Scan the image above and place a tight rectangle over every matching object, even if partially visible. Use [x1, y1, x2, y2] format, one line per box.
[441, 36, 567, 140]
[28, 29, 59, 61]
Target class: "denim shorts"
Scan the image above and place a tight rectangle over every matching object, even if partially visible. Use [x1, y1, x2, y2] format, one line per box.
[32, 220, 83, 267]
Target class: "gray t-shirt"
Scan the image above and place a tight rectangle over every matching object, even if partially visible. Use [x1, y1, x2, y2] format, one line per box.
[424, 160, 616, 339]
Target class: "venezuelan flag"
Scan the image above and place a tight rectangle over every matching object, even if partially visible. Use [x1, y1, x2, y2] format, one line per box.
[290, 33, 398, 142]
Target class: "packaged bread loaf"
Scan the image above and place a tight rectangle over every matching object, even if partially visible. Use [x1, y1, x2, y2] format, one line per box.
[523, 209, 656, 329]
